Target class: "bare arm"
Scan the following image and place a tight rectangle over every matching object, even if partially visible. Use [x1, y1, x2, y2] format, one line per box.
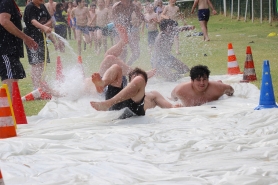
[170, 88, 179, 102]
[31, 19, 52, 34]
[88, 14, 96, 26]
[86, 9, 92, 26]
[160, 6, 169, 19]
[0, 13, 38, 50]
[191, 0, 198, 14]
[149, 91, 181, 108]
[134, 4, 145, 22]
[208, 0, 217, 14]
[224, 85, 234, 96]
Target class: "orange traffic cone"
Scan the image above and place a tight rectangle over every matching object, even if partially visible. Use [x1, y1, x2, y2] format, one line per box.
[227, 43, 241, 75]
[21, 88, 52, 101]
[0, 169, 5, 185]
[78, 55, 82, 64]
[12, 82, 27, 124]
[77, 55, 85, 78]
[56, 56, 64, 82]
[0, 86, 17, 138]
[241, 46, 257, 82]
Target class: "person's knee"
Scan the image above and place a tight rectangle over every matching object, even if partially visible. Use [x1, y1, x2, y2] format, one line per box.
[105, 55, 117, 62]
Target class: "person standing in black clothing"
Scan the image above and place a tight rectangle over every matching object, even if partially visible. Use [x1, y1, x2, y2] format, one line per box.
[0, 0, 38, 96]
[24, 0, 61, 90]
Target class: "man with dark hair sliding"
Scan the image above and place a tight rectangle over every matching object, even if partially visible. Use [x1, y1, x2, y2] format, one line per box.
[171, 65, 234, 107]
[90, 63, 181, 118]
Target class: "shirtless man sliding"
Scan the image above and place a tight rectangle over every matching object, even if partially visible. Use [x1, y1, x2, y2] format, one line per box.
[71, 0, 91, 55]
[171, 65, 234, 107]
[191, 0, 217, 41]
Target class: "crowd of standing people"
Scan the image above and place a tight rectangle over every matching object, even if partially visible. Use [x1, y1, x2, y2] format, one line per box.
[1, 0, 234, 119]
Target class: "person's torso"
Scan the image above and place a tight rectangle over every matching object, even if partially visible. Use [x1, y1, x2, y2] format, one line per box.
[146, 12, 158, 31]
[23, 2, 51, 40]
[166, 5, 179, 21]
[0, 0, 24, 56]
[45, 2, 56, 16]
[96, 8, 109, 27]
[113, 1, 135, 27]
[74, 7, 89, 26]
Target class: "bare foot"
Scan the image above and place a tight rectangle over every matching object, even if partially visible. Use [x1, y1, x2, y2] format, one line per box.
[90, 101, 110, 111]
[146, 69, 156, 78]
[91, 73, 105, 93]
[176, 51, 181, 55]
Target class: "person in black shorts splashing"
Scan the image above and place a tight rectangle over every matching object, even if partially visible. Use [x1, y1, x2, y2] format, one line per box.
[191, 0, 217, 41]
[90, 63, 181, 118]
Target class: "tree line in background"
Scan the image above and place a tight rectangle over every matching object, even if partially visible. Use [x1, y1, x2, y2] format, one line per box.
[17, 0, 278, 20]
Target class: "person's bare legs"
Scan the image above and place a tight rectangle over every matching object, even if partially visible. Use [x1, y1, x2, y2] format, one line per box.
[200, 20, 209, 41]
[126, 29, 140, 66]
[95, 29, 102, 55]
[76, 29, 82, 55]
[98, 55, 133, 77]
[31, 63, 44, 90]
[92, 64, 123, 93]
[174, 34, 180, 55]
[102, 35, 108, 53]
[98, 55, 156, 78]
[104, 24, 129, 57]
[91, 75, 145, 110]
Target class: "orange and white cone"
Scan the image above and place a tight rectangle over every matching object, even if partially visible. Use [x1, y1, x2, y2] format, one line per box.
[227, 43, 241, 75]
[0, 169, 5, 185]
[77, 55, 85, 78]
[21, 88, 52, 101]
[241, 46, 257, 82]
[12, 82, 28, 124]
[0, 86, 17, 138]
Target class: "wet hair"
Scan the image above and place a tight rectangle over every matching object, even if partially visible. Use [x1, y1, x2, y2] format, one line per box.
[190, 65, 210, 80]
[76, 0, 82, 5]
[159, 19, 178, 32]
[128, 68, 148, 83]
[56, 3, 64, 11]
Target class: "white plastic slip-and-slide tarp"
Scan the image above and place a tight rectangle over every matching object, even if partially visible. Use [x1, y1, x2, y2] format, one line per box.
[1, 74, 278, 185]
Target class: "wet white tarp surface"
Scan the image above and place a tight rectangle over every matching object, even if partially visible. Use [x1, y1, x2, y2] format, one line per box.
[1, 75, 278, 185]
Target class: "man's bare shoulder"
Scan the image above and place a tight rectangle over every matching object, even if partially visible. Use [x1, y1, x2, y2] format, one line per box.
[173, 81, 192, 93]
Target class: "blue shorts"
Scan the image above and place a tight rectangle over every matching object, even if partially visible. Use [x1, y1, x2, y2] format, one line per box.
[95, 26, 109, 36]
[198, 9, 210, 21]
[75, 25, 89, 35]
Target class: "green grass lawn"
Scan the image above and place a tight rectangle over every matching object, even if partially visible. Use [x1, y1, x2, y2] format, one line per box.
[18, 14, 278, 116]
